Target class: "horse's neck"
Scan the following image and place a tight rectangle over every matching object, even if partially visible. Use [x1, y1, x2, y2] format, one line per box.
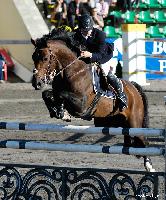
[53, 43, 77, 68]
[52, 43, 93, 93]
[64, 60, 93, 94]
[64, 60, 87, 79]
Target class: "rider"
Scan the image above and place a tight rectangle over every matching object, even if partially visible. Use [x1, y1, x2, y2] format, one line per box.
[74, 14, 127, 112]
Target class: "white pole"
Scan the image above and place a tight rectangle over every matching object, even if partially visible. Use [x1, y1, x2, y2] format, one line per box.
[122, 24, 149, 86]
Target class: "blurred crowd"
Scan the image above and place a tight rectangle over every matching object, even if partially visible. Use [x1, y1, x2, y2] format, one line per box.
[41, 0, 139, 30]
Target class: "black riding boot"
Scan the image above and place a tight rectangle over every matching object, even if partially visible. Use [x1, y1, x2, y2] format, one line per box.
[42, 89, 64, 119]
[107, 72, 127, 111]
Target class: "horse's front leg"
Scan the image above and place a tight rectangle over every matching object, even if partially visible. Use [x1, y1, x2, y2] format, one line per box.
[42, 89, 64, 119]
[42, 89, 71, 121]
[143, 156, 155, 172]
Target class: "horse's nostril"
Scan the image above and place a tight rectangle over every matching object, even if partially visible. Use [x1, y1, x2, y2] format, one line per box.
[35, 82, 41, 90]
[36, 80, 44, 90]
[33, 68, 38, 74]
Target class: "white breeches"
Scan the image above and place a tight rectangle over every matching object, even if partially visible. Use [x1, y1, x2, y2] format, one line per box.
[100, 58, 112, 75]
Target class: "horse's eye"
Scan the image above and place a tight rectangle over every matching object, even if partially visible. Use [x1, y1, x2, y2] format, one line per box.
[43, 57, 48, 62]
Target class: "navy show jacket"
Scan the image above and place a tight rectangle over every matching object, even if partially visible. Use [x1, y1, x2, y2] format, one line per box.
[74, 28, 113, 64]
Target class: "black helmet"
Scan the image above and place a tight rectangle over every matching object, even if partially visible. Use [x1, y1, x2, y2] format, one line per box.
[78, 14, 93, 31]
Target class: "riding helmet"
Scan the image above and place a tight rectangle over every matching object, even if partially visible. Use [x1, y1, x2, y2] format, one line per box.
[78, 14, 93, 31]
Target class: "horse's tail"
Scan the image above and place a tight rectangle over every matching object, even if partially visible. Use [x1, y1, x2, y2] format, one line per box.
[131, 81, 149, 128]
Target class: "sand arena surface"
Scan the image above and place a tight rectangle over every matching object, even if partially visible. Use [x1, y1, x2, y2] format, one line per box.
[0, 80, 165, 173]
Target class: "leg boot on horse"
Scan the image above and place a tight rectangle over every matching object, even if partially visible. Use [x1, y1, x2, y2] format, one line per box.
[107, 72, 128, 111]
[42, 89, 64, 119]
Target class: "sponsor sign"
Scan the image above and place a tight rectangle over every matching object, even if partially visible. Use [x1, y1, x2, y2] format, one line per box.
[106, 38, 166, 79]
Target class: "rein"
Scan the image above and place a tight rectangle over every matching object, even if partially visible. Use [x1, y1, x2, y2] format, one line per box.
[54, 56, 82, 77]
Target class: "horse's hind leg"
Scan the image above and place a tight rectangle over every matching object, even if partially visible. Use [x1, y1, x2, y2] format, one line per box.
[124, 115, 143, 148]
[143, 156, 155, 172]
[128, 116, 155, 172]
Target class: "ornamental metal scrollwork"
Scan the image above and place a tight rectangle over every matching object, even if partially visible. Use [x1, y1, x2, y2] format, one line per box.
[20, 168, 61, 199]
[0, 167, 21, 199]
[0, 166, 161, 200]
[69, 170, 110, 199]
[109, 173, 157, 200]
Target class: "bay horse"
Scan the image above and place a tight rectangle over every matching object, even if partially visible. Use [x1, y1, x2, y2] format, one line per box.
[31, 30, 155, 172]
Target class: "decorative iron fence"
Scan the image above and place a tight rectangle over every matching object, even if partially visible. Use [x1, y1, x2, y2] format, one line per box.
[0, 163, 164, 200]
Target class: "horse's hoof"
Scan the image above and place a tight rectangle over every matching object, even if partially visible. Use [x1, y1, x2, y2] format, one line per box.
[144, 158, 155, 172]
[62, 111, 71, 122]
[150, 168, 156, 172]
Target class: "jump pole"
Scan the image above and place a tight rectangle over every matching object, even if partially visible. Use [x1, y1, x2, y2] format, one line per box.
[0, 140, 164, 156]
[122, 24, 149, 86]
[0, 122, 165, 137]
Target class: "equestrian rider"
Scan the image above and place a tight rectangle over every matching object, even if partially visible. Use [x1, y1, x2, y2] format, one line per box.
[74, 14, 127, 112]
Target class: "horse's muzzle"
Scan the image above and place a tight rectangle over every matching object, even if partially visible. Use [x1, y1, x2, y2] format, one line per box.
[32, 74, 44, 90]
[33, 68, 38, 74]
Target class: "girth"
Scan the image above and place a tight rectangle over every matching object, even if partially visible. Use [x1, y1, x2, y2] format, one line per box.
[79, 92, 102, 120]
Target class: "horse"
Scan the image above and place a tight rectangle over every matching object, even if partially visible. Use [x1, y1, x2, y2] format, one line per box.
[31, 30, 155, 172]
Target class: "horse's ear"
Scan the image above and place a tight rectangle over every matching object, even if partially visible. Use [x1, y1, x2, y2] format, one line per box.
[31, 38, 36, 46]
[47, 41, 53, 48]
[47, 41, 51, 47]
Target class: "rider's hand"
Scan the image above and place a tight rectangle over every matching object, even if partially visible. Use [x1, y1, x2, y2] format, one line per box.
[81, 51, 92, 58]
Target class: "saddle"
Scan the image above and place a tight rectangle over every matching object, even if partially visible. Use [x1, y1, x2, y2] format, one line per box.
[91, 64, 116, 99]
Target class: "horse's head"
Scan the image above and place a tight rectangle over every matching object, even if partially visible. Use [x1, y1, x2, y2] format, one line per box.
[31, 39, 60, 86]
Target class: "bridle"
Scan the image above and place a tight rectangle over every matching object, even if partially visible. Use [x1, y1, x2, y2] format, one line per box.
[33, 46, 82, 84]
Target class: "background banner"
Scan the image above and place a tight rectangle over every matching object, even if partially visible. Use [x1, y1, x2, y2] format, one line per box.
[106, 38, 166, 80]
